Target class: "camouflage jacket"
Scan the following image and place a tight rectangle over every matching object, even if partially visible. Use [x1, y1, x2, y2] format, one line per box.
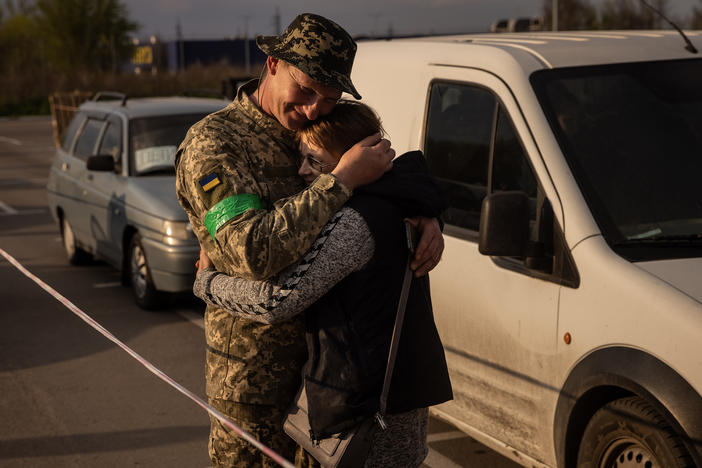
[175, 81, 351, 404]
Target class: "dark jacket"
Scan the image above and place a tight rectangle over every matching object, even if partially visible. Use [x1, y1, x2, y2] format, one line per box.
[304, 151, 453, 438]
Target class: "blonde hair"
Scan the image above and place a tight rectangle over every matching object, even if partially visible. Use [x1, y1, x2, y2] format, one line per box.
[297, 100, 384, 158]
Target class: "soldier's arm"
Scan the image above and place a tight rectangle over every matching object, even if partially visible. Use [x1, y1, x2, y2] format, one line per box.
[192, 207, 374, 324]
[176, 132, 351, 281]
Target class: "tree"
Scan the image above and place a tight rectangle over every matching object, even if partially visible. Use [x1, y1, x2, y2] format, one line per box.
[2, 0, 33, 17]
[542, 0, 599, 30]
[692, 0, 702, 29]
[0, 1, 42, 75]
[600, 0, 670, 30]
[35, 0, 138, 72]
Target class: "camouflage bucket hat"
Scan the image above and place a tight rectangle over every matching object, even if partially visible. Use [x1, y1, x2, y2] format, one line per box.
[256, 13, 361, 100]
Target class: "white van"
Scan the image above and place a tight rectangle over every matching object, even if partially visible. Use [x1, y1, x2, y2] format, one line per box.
[351, 31, 702, 467]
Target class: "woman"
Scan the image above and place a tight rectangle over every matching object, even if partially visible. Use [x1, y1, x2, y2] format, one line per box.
[194, 101, 452, 467]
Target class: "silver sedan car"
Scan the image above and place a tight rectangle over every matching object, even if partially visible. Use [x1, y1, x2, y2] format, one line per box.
[47, 93, 228, 308]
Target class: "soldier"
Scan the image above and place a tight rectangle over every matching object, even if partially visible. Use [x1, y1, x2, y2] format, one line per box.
[175, 13, 444, 468]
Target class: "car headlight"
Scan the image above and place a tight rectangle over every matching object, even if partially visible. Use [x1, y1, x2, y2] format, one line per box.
[163, 220, 195, 245]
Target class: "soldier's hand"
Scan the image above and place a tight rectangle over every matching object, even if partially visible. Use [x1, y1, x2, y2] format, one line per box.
[331, 133, 394, 190]
[408, 217, 444, 277]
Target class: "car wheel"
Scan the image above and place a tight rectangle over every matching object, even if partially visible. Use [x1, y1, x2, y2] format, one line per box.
[577, 396, 694, 468]
[61, 217, 90, 265]
[128, 233, 162, 309]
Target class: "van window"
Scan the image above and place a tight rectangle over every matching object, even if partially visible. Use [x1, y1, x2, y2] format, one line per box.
[424, 81, 573, 282]
[532, 59, 702, 260]
[424, 82, 537, 233]
[61, 113, 85, 151]
[424, 83, 495, 231]
[492, 106, 537, 199]
[73, 119, 104, 161]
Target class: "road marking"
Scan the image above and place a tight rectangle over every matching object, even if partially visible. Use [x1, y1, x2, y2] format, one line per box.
[0, 247, 296, 468]
[0, 200, 18, 214]
[427, 431, 468, 443]
[0, 178, 47, 186]
[177, 310, 205, 330]
[0, 136, 22, 146]
[93, 281, 122, 288]
[0, 209, 47, 216]
[424, 447, 464, 468]
[0, 205, 47, 216]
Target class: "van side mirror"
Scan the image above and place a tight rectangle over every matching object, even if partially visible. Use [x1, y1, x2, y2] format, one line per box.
[478, 191, 529, 257]
[86, 154, 116, 172]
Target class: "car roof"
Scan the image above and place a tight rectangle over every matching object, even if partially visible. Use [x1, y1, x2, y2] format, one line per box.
[359, 30, 702, 71]
[79, 96, 229, 119]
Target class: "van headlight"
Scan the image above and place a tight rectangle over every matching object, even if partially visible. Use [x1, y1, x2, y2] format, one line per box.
[163, 220, 195, 245]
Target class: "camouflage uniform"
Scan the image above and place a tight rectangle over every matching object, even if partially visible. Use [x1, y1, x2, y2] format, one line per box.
[175, 13, 362, 467]
[175, 82, 351, 466]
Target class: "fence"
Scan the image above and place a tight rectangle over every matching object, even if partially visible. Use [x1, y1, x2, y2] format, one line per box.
[48, 91, 93, 148]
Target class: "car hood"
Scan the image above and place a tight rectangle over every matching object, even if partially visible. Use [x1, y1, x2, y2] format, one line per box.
[636, 257, 702, 303]
[126, 176, 188, 221]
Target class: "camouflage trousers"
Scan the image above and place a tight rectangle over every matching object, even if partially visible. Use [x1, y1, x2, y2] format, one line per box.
[208, 398, 320, 468]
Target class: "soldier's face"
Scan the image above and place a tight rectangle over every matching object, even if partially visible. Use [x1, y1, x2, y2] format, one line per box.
[269, 61, 341, 130]
[298, 137, 340, 185]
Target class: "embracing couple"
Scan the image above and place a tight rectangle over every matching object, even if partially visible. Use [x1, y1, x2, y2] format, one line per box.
[175, 13, 452, 468]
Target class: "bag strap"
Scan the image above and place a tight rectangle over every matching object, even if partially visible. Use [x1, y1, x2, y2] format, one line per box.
[377, 221, 417, 422]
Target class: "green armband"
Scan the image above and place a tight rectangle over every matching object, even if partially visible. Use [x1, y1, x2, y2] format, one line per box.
[203, 194, 263, 239]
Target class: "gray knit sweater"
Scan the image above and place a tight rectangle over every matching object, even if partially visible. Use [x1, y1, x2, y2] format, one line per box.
[192, 205, 428, 468]
[193, 206, 373, 323]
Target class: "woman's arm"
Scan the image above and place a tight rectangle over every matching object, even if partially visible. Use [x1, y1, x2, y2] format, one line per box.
[193, 206, 374, 324]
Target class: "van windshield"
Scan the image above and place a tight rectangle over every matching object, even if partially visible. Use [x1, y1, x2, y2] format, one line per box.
[531, 59, 702, 261]
[129, 113, 207, 176]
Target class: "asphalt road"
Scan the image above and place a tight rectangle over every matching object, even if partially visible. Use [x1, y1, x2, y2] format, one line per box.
[0, 116, 521, 468]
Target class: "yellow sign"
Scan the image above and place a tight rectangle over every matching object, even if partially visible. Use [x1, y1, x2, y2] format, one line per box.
[133, 46, 153, 65]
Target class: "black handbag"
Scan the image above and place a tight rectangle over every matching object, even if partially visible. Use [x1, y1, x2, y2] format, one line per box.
[282, 222, 417, 468]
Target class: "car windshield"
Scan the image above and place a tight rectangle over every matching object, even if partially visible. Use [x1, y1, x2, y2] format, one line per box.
[129, 113, 207, 176]
[531, 59, 702, 260]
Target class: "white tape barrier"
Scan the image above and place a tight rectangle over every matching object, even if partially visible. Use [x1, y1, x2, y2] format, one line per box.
[0, 248, 295, 468]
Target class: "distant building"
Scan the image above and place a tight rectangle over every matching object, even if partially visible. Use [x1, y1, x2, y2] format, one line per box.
[127, 38, 267, 74]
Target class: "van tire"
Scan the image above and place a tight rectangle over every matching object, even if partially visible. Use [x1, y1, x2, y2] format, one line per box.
[128, 233, 163, 310]
[577, 396, 694, 468]
[62, 217, 90, 265]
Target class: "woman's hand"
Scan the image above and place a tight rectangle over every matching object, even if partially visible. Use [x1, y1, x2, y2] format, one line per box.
[196, 247, 214, 273]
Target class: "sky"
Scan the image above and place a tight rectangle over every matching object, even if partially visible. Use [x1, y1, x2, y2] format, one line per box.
[121, 0, 700, 41]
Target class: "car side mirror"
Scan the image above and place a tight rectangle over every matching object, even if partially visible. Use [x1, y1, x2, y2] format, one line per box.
[478, 191, 530, 257]
[86, 154, 116, 172]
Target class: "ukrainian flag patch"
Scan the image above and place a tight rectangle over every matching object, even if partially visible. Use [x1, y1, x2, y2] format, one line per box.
[199, 173, 221, 192]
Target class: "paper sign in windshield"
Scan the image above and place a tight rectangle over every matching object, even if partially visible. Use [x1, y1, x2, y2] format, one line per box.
[135, 146, 177, 173]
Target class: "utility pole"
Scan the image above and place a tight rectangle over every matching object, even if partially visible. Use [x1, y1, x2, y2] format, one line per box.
[244, 16, 251, 76]
[552, 0, 559, 31]
[273, 6, 281, 35]
[176, 18, 186, 89]
[369, 13, 381, 38]
[176, 18, 184, 72]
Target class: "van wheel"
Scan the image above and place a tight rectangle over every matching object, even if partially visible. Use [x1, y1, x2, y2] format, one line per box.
[128, 233, 162, 309]
[61, 217, 90, 265]
[577, 396, 694, 468]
